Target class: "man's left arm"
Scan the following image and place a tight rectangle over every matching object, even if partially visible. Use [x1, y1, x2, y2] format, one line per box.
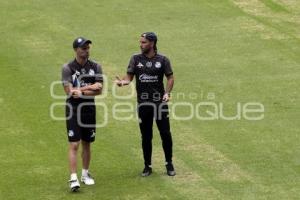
[163, 57, 174, 102]
[163, 74, 174, 102]
[73, 64, 103, 97]
[79, 82, 102, 95]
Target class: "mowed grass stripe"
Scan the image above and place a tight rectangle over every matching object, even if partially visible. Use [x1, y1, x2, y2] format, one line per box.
[232, 0, 300, 41]
[130, 144, 228, 200]
[172, 121, 299, 199]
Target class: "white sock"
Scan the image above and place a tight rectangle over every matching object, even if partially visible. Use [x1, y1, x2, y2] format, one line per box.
[82, 169, 89, 177]
[70, 173, 78, 180]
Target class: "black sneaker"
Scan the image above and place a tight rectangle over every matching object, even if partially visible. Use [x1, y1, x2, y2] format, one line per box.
[141, 166, 152, 177]
[166, 162, 176, 176]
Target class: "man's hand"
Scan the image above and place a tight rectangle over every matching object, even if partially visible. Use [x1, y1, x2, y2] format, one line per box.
[88, 82, 102, 90]
[114, 76, 124, 87]
[114, 74, 133, 87]
[162, 93, 170, 102]
[70, 89, 82, 98]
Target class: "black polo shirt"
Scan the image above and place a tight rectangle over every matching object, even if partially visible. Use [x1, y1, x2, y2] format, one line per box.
[62, 59, 103, 106]
[127, 53, 173, 103]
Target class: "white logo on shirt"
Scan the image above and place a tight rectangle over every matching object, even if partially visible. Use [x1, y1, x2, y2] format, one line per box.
[146, 62, 152, 68]
[88, 69, 95, 75]
[72, 74, 80, 87]
[139, 74, 158, 82]
[137, 62, 144, 68]
[72, 74, 76, 82]
[155, 62, 161, 68]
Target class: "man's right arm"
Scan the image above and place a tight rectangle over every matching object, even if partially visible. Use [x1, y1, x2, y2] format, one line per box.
[62, 64, 74, 96]
[115, 74, 134, 87]
[62, 64, 82, 98]
[114, 55, 135, 87]
[63, 84, 72, 95]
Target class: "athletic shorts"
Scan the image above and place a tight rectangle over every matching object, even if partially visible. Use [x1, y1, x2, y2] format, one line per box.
[65, 103, 96, 143]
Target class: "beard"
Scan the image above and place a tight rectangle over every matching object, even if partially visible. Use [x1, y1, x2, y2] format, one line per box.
[141, 47, 150, 54]
[80, 53, 89, 59]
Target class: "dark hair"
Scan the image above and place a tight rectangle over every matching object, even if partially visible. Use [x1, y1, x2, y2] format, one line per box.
[141, 32, 158, 52]
[153, 42, 157, 52]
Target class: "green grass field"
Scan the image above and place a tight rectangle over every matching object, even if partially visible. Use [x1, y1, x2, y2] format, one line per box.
[0, 0, 300, 199]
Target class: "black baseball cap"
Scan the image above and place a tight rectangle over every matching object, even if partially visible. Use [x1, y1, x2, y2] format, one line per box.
[141, 32, 158, 43]
[73, 37, 92, 48]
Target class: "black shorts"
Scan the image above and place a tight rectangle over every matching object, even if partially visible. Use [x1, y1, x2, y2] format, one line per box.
[66, 103, 96, 143]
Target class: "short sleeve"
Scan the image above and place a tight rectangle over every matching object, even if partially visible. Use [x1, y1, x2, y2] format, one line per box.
[62, 64, 72, 86]
[164, 57, 173, 77]
[95, 64, 103, 83]
[127, 56, 135, 74]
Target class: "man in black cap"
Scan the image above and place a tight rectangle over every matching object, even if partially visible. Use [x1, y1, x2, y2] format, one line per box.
[115, 32, 176, 177]
[62, 37, 103, 191]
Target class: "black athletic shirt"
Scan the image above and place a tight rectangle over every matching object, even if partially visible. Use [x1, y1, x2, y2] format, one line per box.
[62, 59, 103, 106]
[127, 53, 173, 103]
